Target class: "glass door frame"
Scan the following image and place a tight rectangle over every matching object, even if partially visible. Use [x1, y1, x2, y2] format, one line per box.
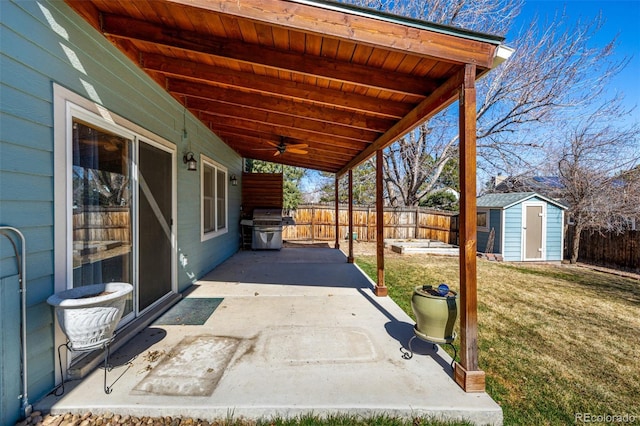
[136, 138, 178, 316]
[57, 93, 177, 325]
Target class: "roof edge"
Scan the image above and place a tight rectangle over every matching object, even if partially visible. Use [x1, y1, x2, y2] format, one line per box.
[478, 192, 568, 210]
[287, 0, 506, 45]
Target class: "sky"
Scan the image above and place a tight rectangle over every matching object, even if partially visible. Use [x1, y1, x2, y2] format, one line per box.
[509, 0, 640, 124]
[301, 0, 640, 199]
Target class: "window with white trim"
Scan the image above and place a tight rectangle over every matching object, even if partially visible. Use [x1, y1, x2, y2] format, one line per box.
[201, 155, 228, 240]
[477, 209, 490, 232]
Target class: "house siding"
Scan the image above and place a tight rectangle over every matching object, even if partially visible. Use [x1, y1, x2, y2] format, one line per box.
[477, 209, 502, 254]
[502, 204, 523, 261]
[1, 1, 242, 423]
[545, 203, 564, 261]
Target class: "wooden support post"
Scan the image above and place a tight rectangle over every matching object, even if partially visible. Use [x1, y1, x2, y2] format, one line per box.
[347, 170, 354, 263]
[335, 175, 340, 250]
[374, 149, 388, 296]
[454, 63, 485, 392]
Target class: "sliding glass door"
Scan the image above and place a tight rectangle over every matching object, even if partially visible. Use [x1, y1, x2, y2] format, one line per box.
[72, 119, 134, 317]
[71, 118, 175, 320]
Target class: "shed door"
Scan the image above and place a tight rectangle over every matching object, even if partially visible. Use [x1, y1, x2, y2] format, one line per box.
[523, 204, 544, 260]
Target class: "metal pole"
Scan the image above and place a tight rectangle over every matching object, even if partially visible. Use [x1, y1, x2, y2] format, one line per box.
[0, 226, 32, 418]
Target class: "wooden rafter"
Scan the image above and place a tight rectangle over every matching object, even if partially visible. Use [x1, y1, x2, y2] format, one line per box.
[102, 13, 435, 97]
[66, 0, 503, 174]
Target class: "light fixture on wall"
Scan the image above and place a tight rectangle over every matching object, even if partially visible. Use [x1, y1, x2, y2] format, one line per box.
[181, 103, 197, 171]
[183, 152, 197, 171]
[230, 174, 238, 186]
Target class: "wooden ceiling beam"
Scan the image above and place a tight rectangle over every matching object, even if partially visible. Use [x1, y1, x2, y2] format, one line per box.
[230, 144, 343, 172]
[186, 98, 372, 137]
[141, 53, 414, 119]
[209, 123, 370, 151]
[101, 13, 435, 97]
[171, 82, 395, 133]
[195, 105, 379, 142]
[205, 113, 369, 147]
[218, 132, 363, 160]
[165, 0, 498, 68]
[220, 135, 356, 165]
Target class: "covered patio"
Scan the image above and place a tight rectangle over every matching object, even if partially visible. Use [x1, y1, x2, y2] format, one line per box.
[62, 0, 513, 394]
[38, 247, 502, 424]
[1, 1, 514, 423]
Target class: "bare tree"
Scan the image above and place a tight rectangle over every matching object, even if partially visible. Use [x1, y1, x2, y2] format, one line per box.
[342, 0, 629, 207]
[318, 160, 378, 205]
[551, 103, 640, 263]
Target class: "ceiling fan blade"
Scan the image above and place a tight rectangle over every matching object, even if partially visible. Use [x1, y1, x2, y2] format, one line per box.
[287, 143, 308, 149]
[288, 148, 308, 155]
[266, 141, 280, 148]
[273, 150, 281, 156]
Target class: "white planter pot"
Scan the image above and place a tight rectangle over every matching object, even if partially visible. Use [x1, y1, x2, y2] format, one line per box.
[47, 282, 133, 351]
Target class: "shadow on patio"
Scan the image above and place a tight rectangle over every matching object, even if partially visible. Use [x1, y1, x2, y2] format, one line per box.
[38, 247, 502, 425]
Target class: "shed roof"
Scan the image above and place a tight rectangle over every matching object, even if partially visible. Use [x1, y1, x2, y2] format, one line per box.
[477, 192, 568, 210]
[64, 0, 512, 175]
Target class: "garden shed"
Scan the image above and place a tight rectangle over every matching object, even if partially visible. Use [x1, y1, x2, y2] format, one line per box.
[476, 192, 566, 262]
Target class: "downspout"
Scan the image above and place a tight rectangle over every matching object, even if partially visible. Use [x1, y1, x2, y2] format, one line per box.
[0, 226, 32, 418]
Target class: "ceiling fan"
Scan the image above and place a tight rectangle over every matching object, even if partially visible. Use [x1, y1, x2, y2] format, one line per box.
[256, 139, 308, 156]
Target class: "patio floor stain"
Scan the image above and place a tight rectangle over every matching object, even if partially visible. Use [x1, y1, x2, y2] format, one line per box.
[262, 326, 378, 365]
[153, 298, 223, 325]
[133, 335, 239, 396]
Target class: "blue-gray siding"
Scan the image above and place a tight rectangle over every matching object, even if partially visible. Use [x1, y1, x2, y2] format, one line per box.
[477, 209, 502, 254]
[0, 274, 21, 426]
[545, 203, 564, 261]
[502, 203, 523, 261]
[1, 1, 242, 422]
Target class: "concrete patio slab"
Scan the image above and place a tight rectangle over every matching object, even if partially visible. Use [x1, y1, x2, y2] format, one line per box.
[36, 248, 502, 425]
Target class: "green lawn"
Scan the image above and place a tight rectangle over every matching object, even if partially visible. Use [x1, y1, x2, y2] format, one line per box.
[356, 254, 640, 425]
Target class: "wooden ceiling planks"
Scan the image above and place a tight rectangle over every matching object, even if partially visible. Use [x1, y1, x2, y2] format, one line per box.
[65, 0, 504, 174]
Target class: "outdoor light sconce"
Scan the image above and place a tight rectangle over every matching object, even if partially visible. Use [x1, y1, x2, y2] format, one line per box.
[183, 152, 197, 171]
[230, 175, 238, 186]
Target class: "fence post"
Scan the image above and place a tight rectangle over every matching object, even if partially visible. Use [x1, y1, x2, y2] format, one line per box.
[311, 204, 315, 242]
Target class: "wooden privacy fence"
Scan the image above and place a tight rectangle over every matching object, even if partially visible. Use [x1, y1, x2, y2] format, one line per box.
[73, 206, 131, 243]
[283, 204, 458, 244]
[565, 226, 639, 271]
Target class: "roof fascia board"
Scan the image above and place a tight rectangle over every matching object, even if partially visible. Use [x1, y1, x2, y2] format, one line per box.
[165, 0, 498, 68]
[291, 0, 506, 45]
